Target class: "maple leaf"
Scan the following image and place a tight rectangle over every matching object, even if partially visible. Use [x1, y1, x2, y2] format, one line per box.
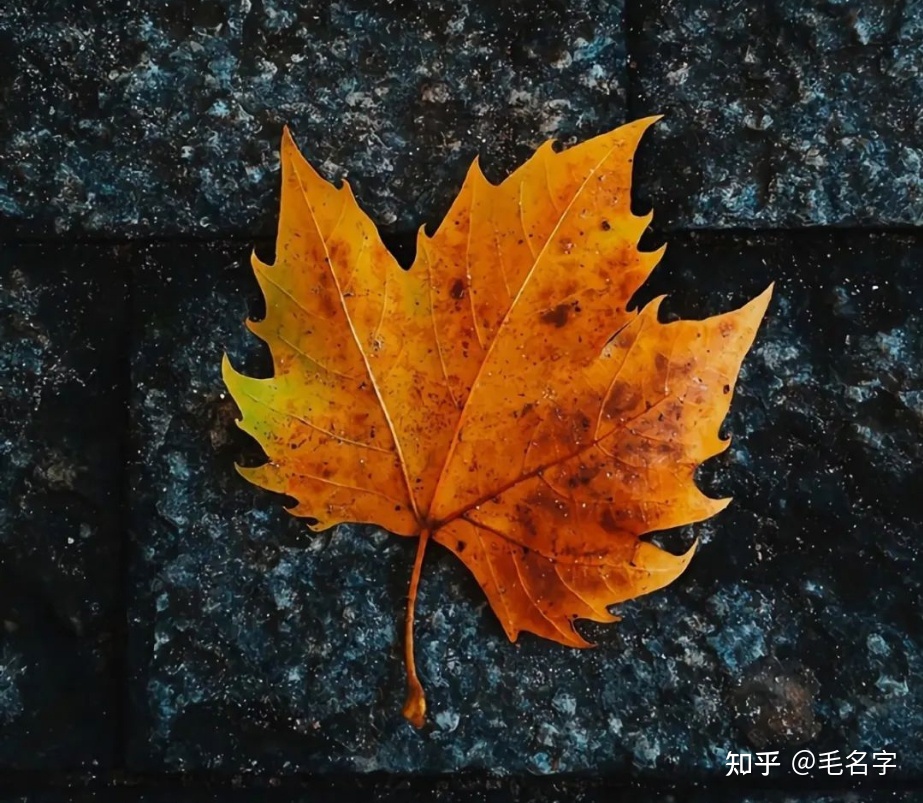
[222, 117, 771, 727]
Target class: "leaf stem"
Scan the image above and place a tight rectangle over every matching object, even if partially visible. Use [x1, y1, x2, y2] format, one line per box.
[402, 528, 430, 728]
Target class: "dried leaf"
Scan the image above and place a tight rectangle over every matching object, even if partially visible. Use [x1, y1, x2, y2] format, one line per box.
[223, 118, 771, 726]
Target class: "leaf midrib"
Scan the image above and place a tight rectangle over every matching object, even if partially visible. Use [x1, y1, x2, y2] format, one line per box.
[423, 143, 621, 526]
[290, 164, 422, 523]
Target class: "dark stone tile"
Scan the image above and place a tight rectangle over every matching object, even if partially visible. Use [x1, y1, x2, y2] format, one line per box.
[1, 788, 918, 803]
[0, 243, 127, 768]
[629, 1, 923, 228]
[127, 231, 922, 777]
[634, 231, 923, 778]
[2, 790, 921, 803]
[0, 0, 626, 237]
[694, 795, 920, 803]
[0, 780, 682, 803]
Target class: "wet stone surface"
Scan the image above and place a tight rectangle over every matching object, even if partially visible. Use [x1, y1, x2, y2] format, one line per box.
[629, 0, 923, 228]
[127, 232, 922, 775]
[0, 0, 626, 238]
[0, 244, 126, 768]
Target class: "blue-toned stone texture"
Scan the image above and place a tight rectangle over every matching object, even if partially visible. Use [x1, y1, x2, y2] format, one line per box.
[630, 0, 923, 227]
[126, 232, 923, 775]
[0, 789, 917, 802]
[0, 244, 125, 768]
[4, 0, 923, 794]
[0, 0, 626, 237]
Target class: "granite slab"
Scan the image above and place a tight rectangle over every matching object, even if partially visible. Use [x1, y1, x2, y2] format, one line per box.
[629, 0, 923, 228]
[0, 243, 127, 768]
[126, 231, 922, 777]
[0, 0, 626, 238]
[0, 779, 677, 803]
[1, 787, 916, 803]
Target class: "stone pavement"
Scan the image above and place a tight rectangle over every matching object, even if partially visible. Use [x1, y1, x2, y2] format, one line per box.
[2, 1, 922, 800]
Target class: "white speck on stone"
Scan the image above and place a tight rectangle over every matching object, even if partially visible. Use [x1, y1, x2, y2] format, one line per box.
[867, 633, 890, 656]
[434, 710, 460, 732]
[552, 691, 577, 716]
[666, 63, 690, 85]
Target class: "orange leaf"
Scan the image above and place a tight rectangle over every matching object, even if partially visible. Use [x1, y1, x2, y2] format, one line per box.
[222, 118, 772, 727]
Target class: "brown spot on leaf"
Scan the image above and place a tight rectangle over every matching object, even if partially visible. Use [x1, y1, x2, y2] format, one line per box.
[604, 380, 642, 420]
[317, 286, 338, 318]
[599, 508, 623, 534]
[450, 279, 466, 300]
[525, 489, 568, 518]
[540, 303, 571, 328]
[567, 462, 601, 488]
[516, 504, 538, 539]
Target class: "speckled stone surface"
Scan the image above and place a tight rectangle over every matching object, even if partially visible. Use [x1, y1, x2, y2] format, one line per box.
[126, 231, 922, 776]
[0, 0, 626, 237]
[0, 791, 917, 803]
[629, 0, 923, 228]
[5, 0, 923, 795]
[0, 782, 681, 803]
[0, 244, 125, 768]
